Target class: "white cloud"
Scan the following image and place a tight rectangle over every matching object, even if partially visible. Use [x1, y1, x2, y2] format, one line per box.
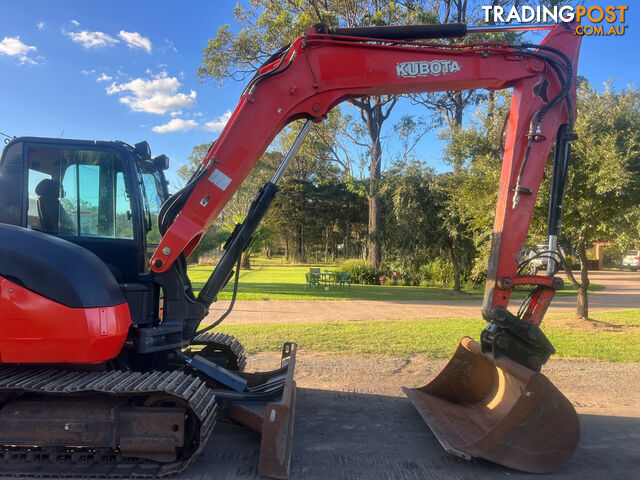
[81, 68, 95, 75]
[0, 36, 38, 64]
[170, 110, 183, 117]
[106, 71, 196, 114]
[37, 21, 44, 30]
[204, 110, 232, 132]
[159, 39, 177, 53]
[67, 30, 119, 48]
[152, 118, 198, 133]
[97, 72, 112, 82]
[118, 31, 151, 53]
[71, 19, 80, 26]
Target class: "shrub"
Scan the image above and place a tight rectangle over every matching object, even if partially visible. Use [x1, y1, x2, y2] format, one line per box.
[468, 261, 487, 286]
[418, 259, 455, 288]
[339, 260, 388, 285]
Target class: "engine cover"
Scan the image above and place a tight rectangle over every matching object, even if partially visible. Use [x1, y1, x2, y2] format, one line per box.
[0, 224, 130, 363]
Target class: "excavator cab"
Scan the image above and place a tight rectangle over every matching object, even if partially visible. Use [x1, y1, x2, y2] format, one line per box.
[0, 137, 168, 281]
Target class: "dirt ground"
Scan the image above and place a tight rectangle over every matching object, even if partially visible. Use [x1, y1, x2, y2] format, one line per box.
[248, 349, 640, 419]
[0, 347, 635, 480]
[161, 350, 640, 480]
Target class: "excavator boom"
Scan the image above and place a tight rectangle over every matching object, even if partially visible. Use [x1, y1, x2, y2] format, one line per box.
[151, 24, 581, 294]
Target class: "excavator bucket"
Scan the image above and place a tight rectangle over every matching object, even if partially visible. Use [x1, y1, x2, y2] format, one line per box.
[402, 337, 579, 473]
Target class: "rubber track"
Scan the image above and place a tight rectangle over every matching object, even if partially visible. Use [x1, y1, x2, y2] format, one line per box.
[0, 368, 217, 477]
[193, 332, 247, 372]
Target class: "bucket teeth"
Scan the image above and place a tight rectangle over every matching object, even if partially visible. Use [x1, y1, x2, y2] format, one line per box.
[403, 337, 579, 473]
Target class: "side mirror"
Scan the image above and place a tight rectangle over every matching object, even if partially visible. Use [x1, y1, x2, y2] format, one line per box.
[153, 154, 169, 170]
[134, 141, 151, 160]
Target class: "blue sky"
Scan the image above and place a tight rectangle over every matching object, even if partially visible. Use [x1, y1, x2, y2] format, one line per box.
[1, 1, 637, 189]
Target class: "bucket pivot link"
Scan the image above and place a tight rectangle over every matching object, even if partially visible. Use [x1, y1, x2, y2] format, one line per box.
[481, 306, 555, 372]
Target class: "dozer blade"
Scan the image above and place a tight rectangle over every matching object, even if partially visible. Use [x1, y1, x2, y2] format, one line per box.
[222, 342, 297, 479]
[402, 337, 579, 473]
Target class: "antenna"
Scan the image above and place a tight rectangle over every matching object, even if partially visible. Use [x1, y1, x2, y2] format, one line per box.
[0, 130, 14, 144]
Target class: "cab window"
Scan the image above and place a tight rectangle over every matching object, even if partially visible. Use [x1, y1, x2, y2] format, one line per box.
[26, 146, 134, 239]
[0, 142, 24, 226]
[137, 163, 167, 263]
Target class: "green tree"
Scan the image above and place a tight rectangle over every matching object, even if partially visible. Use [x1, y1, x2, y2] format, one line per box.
[272, 114, 345, 183]
[268, 178, 319, 262]
[177, 143, 211, 184]
[440, 93, 509, 284]
[539, 81, 640, 319]
[433, 173, 476, 291]
[197, 0, 435, 267]
[381, 162, 439, 272]
[379, 160, 475, 292]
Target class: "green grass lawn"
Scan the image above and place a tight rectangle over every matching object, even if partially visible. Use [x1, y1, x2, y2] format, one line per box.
[213, 309, 640, 362]
[188, 261, 600, 301]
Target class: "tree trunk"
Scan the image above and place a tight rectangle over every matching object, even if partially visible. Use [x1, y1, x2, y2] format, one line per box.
[324, 228, 329, 263]
[576, 286, 588, 319]
[368, 194, 382, 266]
[367, 102, 384, 267]
[331, 235, 337, 262]
[241, 252, 251, 270]
[351, 96, 397, 267]
[345, 222, 350, 259]
[563, 229, 590, 319]
[294, 232, 303, 263]
[448, 246, 462, 293]
[576, 232, 590, 319]
[284, 237, 289, 261]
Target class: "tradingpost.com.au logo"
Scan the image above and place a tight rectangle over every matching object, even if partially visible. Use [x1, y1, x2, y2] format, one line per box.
[481, 4, 628, 36]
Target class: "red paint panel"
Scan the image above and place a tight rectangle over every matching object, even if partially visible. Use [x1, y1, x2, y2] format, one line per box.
[0, 277, 130, 364]
[482, 25, 582, 320]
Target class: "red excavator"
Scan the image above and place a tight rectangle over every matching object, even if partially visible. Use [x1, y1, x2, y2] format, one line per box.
[0, 21, 581, 477]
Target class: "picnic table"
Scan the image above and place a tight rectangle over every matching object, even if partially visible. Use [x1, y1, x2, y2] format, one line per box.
[319, 271, 339, 286]
[305, 269, 351, 290]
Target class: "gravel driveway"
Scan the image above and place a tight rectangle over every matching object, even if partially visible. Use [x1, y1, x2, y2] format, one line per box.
[207, 270, 639, 325]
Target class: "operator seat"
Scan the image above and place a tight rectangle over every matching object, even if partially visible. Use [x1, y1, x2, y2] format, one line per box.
[35, 179, 75, 234]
